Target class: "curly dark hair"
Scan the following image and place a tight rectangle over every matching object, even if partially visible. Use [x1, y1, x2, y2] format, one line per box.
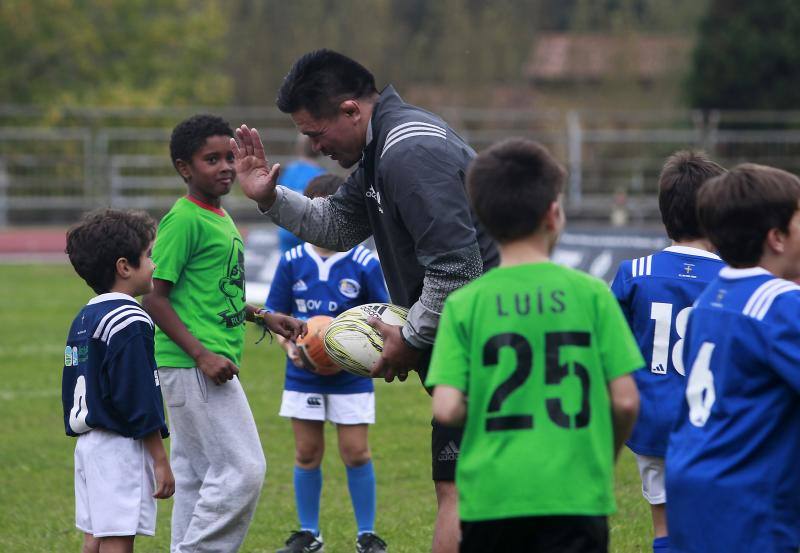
[65, 208, 156, 294]
[169, 114, 233, 178]
[277, 49, 378, 118]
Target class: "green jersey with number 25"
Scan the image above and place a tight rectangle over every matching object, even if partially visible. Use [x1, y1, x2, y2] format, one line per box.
[426, 262, 643, 521]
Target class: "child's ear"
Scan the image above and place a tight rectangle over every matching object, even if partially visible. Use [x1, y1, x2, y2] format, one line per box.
[115, 257, 132, 279]
[175, 159, 192, 181]
[545, 199, 564, 231]
[766, 227, 786, 255]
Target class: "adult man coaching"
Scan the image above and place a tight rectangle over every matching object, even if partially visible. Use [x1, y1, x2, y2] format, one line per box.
[232, 49, 499, 553]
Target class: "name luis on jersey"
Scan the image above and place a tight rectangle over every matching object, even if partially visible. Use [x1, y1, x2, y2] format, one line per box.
[496, 289, 566, 317]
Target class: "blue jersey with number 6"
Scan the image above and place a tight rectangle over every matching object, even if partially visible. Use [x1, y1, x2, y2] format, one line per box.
[611, 246, 723, 457]
[666, 267, 800, 553]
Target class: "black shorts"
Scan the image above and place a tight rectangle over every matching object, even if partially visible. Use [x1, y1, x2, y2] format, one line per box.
[417, 353, 462, 482]
[460, 515, 608, 553]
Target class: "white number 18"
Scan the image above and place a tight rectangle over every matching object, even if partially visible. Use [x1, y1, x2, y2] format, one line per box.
[650, 302, 692, 376]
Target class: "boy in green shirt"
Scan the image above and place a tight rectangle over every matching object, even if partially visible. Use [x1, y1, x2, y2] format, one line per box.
[142, 114, 305, 553]
[426, 139, 642, 553]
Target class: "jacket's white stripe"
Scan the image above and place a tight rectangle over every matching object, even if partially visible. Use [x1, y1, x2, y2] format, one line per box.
[93, 305, 150, 339]
[385, 124, 446, 146]
[632, 258, 639, 277]
[754, 282, 800, 320]
[101, 309, 152, 342]
[645, 255, 652, 275]
[382, 130, 447, 158]
[744, 279, 784, 317]
[105, 316, 154, 344]
[362, 254, 376, 266]
[385, 121, 445, 143]
[356, 248, 371, 264]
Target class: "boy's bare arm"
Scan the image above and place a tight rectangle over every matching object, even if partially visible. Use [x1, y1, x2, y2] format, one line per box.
[246, 305, 306, 341]
[432, 385, 467, 427]
[141, 279, 239, 385]
[141, 430, 174, 499]
[608, 374, 640, 460]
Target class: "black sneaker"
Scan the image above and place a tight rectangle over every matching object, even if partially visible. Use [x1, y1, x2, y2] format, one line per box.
[276, 530, 324, 553]
[356, 532, 387, 553]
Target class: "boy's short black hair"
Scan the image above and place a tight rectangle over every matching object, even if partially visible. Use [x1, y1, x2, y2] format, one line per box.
[169, 114, 233, 170]
[467, 138, 565, 243]
[66, 208, 156, 294]
[304, 174, 344, 199]
[698, 163, 800, 267]
[277, 49, 378, 119]
[659, 150, 726, 241]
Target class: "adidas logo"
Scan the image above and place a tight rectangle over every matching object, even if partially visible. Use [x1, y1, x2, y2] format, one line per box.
[437, 440, 459, 462]
[306, 397, 322, 407]
[292, 279, 308, 292]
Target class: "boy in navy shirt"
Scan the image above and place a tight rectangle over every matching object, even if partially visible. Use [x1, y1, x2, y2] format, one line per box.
[268, 175, 390, 553]
[667, 164, 800, 553]
[611, 151, 725, 553]
[63, 208, 174, 553]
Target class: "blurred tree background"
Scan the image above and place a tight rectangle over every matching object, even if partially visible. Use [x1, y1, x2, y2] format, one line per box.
[0, 0, 718, 110]
[686, 0, 800, 110]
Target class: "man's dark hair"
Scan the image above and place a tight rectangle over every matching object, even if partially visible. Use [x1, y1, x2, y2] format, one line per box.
[467, 138, 565, 243]
[169, 114, 233, 172]
[304, 174, 344, 199]
[659, 150, 726, 241]
[698, 163, 800, 267]
[277, 49, 378, 118]
[65, 208, 156, 294]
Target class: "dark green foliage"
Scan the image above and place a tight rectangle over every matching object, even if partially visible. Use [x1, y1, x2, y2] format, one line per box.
[687, 0, 800, 109]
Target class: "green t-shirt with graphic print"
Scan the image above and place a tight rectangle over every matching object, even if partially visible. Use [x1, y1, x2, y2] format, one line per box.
[152, 196, 247, 368]
[425, 262, 644, 522]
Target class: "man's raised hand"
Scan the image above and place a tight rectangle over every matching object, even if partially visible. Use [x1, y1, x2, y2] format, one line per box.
[231, 125, 281, 210]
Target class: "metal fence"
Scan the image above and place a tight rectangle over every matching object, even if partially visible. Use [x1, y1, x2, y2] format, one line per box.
[4, 105, 800, 225]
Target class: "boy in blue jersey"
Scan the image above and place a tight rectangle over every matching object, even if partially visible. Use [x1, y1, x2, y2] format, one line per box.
[267, 174, 390, 553]
[276, 135, 325, 253]
[610, 151, 725, 553]
[63, 208, 174, 553]
[666, 164, 800, 553]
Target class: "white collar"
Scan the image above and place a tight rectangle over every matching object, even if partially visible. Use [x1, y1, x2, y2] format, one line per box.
[719, 266, 772, 279]
[87, 292, 138, 305]
[303, 243, 351, 281]
[663, 245, 721, 260]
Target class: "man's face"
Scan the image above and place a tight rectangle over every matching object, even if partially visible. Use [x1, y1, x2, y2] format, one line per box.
[292, 107, 365, 169]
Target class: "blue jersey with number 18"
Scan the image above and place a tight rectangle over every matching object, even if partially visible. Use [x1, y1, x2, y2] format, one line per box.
[666, 267, 800, 553]
[611, 246, 723, 457]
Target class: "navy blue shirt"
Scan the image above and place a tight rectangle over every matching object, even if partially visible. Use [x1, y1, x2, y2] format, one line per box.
[611, 246, 723, 457]
[266, 243, 389, 393]
[62, 293, 168, 440]
[667, 267, 800, 553]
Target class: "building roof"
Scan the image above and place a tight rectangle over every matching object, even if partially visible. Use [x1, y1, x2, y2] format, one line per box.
[525, 33, 692, 82]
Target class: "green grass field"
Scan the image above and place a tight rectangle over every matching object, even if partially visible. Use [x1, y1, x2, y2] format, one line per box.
[0, 264, 651, 553]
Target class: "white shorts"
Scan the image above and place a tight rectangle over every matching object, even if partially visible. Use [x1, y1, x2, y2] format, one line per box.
[279, 391, 375, 425]
[635, 454, 666, 505]
[74, 429, 157, 537]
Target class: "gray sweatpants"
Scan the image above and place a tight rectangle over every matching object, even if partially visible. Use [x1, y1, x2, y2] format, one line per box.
[159, 368, 267, 553]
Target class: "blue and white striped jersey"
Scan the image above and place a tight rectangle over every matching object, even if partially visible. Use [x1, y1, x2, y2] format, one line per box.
[266, 243, 389, 394]
[611, 246, 723, 457]
[61, 293, 168, 439]
[666, 267, 800, 553]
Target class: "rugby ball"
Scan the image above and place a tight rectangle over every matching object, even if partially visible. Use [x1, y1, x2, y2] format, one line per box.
[324, 303, 409, 377]
[296, 315, 341, 376]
